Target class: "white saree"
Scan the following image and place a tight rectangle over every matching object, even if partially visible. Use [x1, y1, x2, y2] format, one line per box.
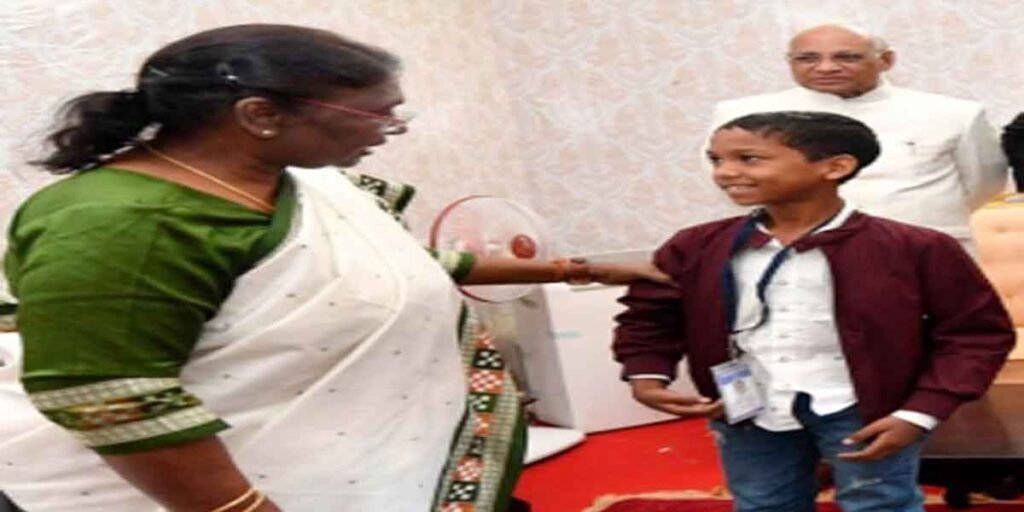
[0, 168, 467, 511]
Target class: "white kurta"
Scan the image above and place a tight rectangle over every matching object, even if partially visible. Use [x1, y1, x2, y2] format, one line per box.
[710, 82, 1009, 250]
[0, 169, 466, 511]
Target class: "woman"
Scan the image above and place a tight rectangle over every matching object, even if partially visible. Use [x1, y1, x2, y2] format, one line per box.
[0, 24, 666, 512]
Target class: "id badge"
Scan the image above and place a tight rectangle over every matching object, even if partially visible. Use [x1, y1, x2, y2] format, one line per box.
[710, 359, 765, 424]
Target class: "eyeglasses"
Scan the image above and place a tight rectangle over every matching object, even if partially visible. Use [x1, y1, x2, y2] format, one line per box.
[298, 98, 413, 135]
[786, 51, 879, 66]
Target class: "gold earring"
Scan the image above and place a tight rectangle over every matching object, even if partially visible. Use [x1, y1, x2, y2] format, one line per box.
[261, 130, 275, 137]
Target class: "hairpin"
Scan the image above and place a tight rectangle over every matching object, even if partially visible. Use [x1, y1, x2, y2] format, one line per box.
[215, 62, 241, 85]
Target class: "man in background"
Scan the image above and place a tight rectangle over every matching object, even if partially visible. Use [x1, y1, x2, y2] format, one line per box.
[709, 23, 1008, 251]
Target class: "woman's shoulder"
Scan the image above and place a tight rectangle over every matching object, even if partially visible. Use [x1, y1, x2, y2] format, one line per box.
[14, 167, 266, 229]
[9, 168, 277, 273]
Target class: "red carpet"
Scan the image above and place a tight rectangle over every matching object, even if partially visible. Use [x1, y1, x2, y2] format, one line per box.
[515, 419, 723, 511]
[515, 419, 1024, 512]
[590, 497, 1024, 511]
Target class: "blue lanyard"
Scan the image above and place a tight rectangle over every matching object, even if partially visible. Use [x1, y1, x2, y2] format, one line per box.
[720, 210, 841, 357]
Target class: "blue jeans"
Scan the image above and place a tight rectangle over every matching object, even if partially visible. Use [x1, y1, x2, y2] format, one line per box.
[709, 393, 925, 512]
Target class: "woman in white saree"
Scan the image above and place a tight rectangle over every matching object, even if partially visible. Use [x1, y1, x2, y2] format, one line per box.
[1, 24, 665, 512]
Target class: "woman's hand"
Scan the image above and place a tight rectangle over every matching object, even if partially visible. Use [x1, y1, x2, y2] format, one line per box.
[587, 262, 674, 286]
[630, 379, 723, 418]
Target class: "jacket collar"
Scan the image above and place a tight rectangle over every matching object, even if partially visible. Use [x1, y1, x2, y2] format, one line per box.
[731, 209, 867, 252]
[792, 212, 867, 251]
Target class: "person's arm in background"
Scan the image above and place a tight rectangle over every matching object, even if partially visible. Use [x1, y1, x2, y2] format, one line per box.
[1000, 112, 1024, 193]
[956, 106, 1010, 208]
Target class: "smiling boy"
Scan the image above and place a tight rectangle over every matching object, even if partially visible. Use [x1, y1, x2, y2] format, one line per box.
[614, 111, 1014, 511]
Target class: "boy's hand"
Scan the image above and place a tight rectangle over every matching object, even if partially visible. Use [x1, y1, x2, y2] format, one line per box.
[837, 416, 925, 462]
[630, 379, 723, 418]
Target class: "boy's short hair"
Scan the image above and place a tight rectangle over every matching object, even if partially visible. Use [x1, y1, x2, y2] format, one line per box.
[717, 111, 881, 183]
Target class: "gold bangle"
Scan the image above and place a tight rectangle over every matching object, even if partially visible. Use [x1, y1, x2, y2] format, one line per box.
[558, 257, 592, 285]
[209, 487, 256, 512]
[239, 491, 266, 512]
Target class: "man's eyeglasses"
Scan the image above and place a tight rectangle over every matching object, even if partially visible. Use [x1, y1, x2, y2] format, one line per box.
[298, 98, 413, 135]
[786, 51, 879, 66]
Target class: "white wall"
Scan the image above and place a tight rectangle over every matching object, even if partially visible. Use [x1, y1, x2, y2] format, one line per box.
[2, 0, 1021, 264]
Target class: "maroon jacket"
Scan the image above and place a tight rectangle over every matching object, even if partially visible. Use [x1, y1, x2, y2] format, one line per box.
[614, 212, 1015, 423]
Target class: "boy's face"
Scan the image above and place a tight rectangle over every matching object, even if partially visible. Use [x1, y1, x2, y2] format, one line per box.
[707, 128, 852, 206]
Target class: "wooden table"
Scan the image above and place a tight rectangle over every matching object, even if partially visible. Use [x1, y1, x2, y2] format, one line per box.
[919, 384, 1024, 508]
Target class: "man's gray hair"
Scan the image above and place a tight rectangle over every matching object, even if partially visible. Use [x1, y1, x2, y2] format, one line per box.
[791, 23, 891, 53]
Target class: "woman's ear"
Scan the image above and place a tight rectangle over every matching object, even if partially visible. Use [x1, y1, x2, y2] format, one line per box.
[823, 154, 859, 182]
[234, 97, 284, 139]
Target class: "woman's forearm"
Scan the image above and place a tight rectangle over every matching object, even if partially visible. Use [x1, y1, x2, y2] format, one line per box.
[458, 256, 579, 285]
[459, 255, 672, 286]
[101, 436, 279, 512]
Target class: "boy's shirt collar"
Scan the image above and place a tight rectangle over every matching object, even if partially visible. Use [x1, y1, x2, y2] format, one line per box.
[741, 202, 860, 251]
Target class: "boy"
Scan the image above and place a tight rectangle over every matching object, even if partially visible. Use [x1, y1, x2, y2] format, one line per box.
[613, 111, 1015, 512]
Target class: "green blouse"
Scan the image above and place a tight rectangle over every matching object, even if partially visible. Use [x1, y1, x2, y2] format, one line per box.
[5, 168, 295, 452]
[5, 167, 475, 454]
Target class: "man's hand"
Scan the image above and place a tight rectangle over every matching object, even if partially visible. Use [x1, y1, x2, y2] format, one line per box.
[837, 416, 925, 462]
[630, 379, 723, 418]
[589, 262, 674, 286]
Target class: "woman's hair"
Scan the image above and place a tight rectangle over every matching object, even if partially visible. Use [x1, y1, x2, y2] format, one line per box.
[37, 24, 400, 173]
[716, 111, 881, 183]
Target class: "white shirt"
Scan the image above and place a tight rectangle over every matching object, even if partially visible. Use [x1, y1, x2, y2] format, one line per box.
[731, 205, 855, 430]
[710, 81, 1009, 252]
